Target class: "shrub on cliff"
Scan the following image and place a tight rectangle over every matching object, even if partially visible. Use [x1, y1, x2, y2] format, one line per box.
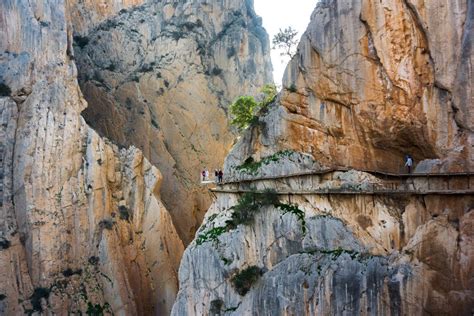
[230, 96, 258, 131]
[229, 84, 277, 131]
[231, 266, 262, 295]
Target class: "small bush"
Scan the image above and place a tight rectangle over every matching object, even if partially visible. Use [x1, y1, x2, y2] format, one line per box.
[277, 203, 306, 234]
[98, 219, 114, 230]
[0, 83, 12, 97]
[227, 46, 236, 58]
[211, 67, 223, 76]
[88, 256, 100, 265]
[118, 205, 131, 221]
[30, 287, 50, 312]
[151, 118, 159, 129]
[106, 63, 116, 71]
[0, 238, 11, 250]
[196, 226, 227, 245]
[235, 150, 293, 175]
[231, 266, 262, 296]
[229, 189, 279, 227]
[0, 294, 6, 301]
[209, 299, 223, 315]
[73, 35, 89, 48]
[62, 268, 83, 277]
[287, 84, 297, 93]
[86, 302, 111, 316]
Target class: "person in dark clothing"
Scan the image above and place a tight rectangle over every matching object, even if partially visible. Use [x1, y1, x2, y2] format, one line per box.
[218, 170, 223, 183]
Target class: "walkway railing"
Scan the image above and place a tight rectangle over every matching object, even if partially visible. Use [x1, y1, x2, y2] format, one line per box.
[210, 168, 474, 196]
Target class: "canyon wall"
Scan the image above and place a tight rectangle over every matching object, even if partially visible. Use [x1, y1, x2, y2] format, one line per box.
[71, 0, 273, 244]
[173, 0, 474, 315]
[225, 0, 472, 173]
[0, 0, 183, 314]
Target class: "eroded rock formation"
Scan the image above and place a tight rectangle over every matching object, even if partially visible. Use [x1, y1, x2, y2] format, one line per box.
[226, 0, 472, 173]
[71, 0, 273, 243]
[0, 0, 183, 314]
[173, 0, 474, 315]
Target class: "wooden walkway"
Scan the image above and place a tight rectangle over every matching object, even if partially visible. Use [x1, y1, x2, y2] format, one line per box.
[210, 168, 474, 196]
[211, 188, 474, 196]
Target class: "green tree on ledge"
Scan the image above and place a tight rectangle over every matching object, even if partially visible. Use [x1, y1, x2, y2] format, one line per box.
[229, 84, 277, 131]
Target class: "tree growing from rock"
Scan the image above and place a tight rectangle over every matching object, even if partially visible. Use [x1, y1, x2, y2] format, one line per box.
[230, 84, 277, 131]
[272, 27, 299, 59]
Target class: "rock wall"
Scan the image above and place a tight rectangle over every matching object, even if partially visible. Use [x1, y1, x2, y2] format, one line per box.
[225, 0, 473, 173]
[173, 0, 474, 314]
[0, 0, 183, 314]
[173, 171, 474, 315]
[71, 0, 273, 244]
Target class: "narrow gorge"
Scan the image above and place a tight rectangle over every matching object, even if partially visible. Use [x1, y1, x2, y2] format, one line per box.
[0, 0, 473, 315]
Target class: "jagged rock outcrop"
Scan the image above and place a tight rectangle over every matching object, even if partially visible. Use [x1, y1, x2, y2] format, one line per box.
[0, 0, 183, 314]
[70, 0, 273, 243]
[173, 0, 474, 315]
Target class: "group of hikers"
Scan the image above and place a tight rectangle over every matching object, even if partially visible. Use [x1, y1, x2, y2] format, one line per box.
[201, 168, 223, 183]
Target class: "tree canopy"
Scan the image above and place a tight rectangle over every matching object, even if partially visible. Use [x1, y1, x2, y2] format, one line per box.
[229, 84, 278, 131]
[272, 27, 299, 59]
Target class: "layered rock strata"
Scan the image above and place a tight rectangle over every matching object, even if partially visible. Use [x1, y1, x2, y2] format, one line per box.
[0, 0, 182, 314]
[71, 0, 273, 243]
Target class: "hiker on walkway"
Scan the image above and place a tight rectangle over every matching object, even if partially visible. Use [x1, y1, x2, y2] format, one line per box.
[218, 170, 223, 183]
[202, 169, 206, 181]
[214, 169, 219, 182]
[405, 155, 413, 173]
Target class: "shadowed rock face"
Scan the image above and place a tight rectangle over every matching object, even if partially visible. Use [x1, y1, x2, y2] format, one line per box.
[0, 0, 183, 314]
[173, 0, 474, 314]
[225, 0, 473, 174]
[71, 0, 273, 244]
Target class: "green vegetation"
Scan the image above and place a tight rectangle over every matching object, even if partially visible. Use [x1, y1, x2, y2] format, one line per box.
[118, 205, 131, 221]
[62, 268, 83, 277]
[228, 189, 279, 227]
[196, 226, 227, 245]
[287, 84, 297, 93]
[98, 219, 114, 230]
[229, 84, 277, 131]
[197, 189, 306, 246]
[0, 83, 12, 97]
[0, 238, 11, 250]
[231, 266, 262, 296]
[30, 287, 51, 313]
[73, 35, 89, 48]
[235, 150, 293, 175]
[229, 96, 259, 131]
[209, 299, 224, 315]
[86, 302, 111, 316]
[272, 27, 299, 58]
[278, 203, 307, 234]
[88, 256, 100, 265]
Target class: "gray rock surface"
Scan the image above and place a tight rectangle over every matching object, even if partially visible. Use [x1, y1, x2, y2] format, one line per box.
[72, 0, 273, 244]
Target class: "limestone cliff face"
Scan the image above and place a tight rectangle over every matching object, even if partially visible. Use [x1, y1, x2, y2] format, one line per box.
[0, 0, 183, 314]
[226, 0, 472, 173]
[71, 0, 273, 244]
[173, 0, 474, 315]
[173, 174, 474, 315]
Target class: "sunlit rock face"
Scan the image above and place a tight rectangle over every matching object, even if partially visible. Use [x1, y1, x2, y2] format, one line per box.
[71, 0, 273, 244]
[225, 0, 472, 174]
[0, 1, 183, 314]
[173, 0, 474, 315]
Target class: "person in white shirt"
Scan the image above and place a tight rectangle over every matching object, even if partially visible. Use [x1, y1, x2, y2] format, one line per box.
[405, 155, 413, 173]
